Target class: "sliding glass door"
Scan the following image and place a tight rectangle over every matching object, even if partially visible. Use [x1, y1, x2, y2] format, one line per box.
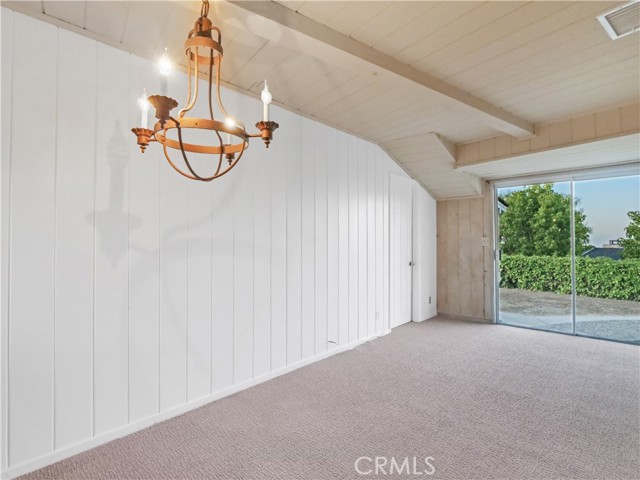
[496, 182, 574, 334]
[496, 172, 640, 344]
[574, 176, 640, 344]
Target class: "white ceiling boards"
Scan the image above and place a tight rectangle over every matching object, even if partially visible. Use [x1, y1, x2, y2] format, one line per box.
[4, 0, 639, 198]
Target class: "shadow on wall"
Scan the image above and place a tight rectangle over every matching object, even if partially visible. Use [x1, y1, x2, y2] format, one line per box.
[89, 121, 141, 266]
[87, 118, 253, 373]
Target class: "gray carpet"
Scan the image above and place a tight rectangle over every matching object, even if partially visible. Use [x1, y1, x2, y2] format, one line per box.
[23, 318, 640, 479]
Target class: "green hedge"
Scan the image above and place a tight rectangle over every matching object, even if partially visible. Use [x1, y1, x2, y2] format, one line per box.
[500, 255, 640, 301]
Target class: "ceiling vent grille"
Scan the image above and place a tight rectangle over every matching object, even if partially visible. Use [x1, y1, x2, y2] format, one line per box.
[597, 1, 640, 40]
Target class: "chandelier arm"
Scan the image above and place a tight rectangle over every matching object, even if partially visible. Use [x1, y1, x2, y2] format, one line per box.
[180, 46, 200, 117]
[180, 53, 193, 118]
[214, 142, 246, 180]
[213, 26, 222, 46]
[214, 58, 232, 124]
[213, 130, 224, 176]
[208, 49, 215, 121]
[162, 136, 200, 181]
[214, 152, 224, 176]
[176, 124, 220, 181]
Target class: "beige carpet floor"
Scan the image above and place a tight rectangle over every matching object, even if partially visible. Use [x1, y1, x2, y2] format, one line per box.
[23, 318, 640, 479]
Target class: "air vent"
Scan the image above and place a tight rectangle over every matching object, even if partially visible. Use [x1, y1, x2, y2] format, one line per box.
[597, 0, 640, 40]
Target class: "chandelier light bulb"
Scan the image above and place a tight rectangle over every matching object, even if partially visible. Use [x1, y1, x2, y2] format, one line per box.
[224, 117, 235, 144]
[261, 81, 272, 105]
[137, 89, 150, 111]
[158, 48, 172, 77]
[261, 81, 272, 121]
[138, 89, 149, 128]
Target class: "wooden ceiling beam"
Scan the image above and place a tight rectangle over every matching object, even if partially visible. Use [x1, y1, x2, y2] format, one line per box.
[220, 0, 535, 138]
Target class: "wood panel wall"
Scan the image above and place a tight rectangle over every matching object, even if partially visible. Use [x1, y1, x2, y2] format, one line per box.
[436, 186, 494, 322]
[457, 102, 640, 166]
[0, 10, 434, 477]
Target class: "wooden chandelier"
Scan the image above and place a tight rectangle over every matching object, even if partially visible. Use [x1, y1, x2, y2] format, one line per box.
[131, 0, 279, 181]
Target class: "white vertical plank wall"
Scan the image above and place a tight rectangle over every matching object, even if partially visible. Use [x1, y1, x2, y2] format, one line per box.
[0, 8, 14, 473]
[300, 121, 315, 359]
[129, 50, 161, 425]
[232, 92, 255, 384]
[93, 43, 131, 436]
[8, 13, 57, 467]
[314, 124, 328, 355]
[367, 143, 376, 336]
[253, 94, 272, 377]
[358, 140, 368, 338]
[347, 138, 359, 343]
[210, 134, 235, 393]
[337, 132, 350, 346]
[285, 110, 302, 365]
[158, 65, 189, 412]
[326, 128, 339, 348]
[0, 10, 436, 478]
[269, 109, 287, 369]
[54, 30, 96, 450]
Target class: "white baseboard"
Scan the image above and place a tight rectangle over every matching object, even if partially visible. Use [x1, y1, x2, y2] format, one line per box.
[2, 332, 385, 479]
[412, 312, 438, 323]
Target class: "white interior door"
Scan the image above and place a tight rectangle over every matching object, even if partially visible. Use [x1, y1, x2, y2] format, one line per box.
[390, 174, 413, 329]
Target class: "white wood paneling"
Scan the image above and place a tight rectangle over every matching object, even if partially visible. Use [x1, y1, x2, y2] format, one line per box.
[375, 147, 384, 334]
[54, 29, 96, 449]
[326, 127, 339, 348]
[357, 140, 368, 338]
[411, 2, 565, 72]
[1, 12, 435, 476]
[187, 179, 213, 401]
[210, 152, 235, 392]
[253, 114, 272, 377]
[43, 1, 85, 26]
[0, 8, 14, 472]
[351, 2, 437, 47]
[285, 110, 302, 364]
[233, 94, 255, 384]
[337, 132, 350, 346]
[324, 1, 390, 37]
[128, 54, 161, 423]
[121, 2, 173, 58]
[300, 118, 315, 359]
[296, 0, 347, 25]
[443, 3, 616, 84]
[367, 142, 376, 336]
[85, 1, 129, 42]
[314, 124, 328, 354]
[93, 43, 130, 435]
[347, 137, 359, 342]
[269, 105, 287, 370]
[8, 12, 56, 467]
[159, 70, 188, 412]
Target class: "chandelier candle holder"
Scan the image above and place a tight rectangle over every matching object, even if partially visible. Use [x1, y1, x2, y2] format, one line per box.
[131, 0, 279, 182]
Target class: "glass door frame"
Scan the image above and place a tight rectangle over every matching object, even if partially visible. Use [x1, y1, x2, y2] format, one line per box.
[491, 163, 640, 344]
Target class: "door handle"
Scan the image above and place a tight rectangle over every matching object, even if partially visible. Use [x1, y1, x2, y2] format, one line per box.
[409, 261, 414, 267]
